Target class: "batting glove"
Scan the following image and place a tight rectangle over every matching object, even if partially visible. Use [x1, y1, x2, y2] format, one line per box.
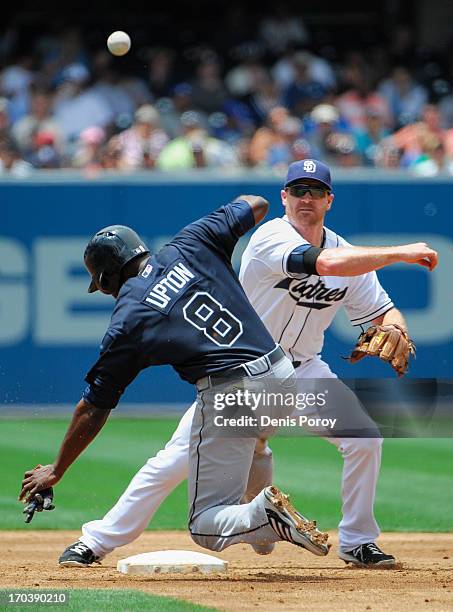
[23, 488, 55, 523]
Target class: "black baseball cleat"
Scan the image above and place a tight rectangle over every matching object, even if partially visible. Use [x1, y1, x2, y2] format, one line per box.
[263, 486, 330, 556]
[338, 542, 396, 568]
[59, 541, 101, 567]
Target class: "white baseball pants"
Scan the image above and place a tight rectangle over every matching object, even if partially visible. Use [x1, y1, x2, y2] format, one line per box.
[297, 357, 382, 551]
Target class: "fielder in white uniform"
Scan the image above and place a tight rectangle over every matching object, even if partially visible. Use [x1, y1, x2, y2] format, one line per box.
[59, 159, 438, 568]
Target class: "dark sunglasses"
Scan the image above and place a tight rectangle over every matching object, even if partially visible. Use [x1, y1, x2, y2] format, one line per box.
[287, 184, 330, 199]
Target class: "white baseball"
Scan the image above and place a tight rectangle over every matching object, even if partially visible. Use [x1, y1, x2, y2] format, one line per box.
[107, 31, 131, 56]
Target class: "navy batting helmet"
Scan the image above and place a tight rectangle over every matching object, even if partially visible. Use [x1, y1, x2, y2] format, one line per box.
[84, 225, 150, 296]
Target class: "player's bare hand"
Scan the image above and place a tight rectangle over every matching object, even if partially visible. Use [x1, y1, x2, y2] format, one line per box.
[19, 464, 60, 503]
[399, 243, 438, 271]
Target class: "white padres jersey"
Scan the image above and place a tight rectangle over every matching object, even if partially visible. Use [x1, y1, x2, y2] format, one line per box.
[240, 216, 394, 364]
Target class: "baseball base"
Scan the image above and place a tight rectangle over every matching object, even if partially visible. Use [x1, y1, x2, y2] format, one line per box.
[117, 550, 228, 575]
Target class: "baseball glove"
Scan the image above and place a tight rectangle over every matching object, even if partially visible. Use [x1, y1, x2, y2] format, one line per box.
[345, 324, 416, 377]
[22, 488, 55, 523]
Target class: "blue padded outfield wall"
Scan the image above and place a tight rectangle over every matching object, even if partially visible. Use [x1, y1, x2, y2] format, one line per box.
[1, 171, 452, 407]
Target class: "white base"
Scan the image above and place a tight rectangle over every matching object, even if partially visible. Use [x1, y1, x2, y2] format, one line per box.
[117, 550, 228, 575]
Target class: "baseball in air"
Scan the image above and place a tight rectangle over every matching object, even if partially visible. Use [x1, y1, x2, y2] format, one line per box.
[107, 31, 131, 56]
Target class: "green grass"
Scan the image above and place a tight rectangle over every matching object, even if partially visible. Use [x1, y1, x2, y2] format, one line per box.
[0, 589, 218, 611]
[2, 418, 452, 531]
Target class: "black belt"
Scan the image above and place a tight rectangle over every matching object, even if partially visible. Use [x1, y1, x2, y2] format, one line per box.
[196, 346, 285, 391]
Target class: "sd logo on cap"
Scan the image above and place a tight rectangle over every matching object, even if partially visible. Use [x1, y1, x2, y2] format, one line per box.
[284, 159, 332, 189]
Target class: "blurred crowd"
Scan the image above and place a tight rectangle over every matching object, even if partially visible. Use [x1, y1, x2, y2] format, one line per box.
[2, 14, 453, 176]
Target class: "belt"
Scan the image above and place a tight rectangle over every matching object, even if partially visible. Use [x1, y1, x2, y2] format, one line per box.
[196, 345, 285, 391]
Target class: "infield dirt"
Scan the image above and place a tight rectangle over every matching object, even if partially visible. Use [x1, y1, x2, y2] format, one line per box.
[1, 531, 452, 611]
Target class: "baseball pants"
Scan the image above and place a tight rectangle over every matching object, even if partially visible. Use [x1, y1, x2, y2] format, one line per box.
[296, 357, 382, 551]
[81, 351, 297, 556]
[81, 357, 382, 556]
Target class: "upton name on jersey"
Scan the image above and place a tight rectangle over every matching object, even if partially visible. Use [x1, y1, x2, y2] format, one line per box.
[240, 216, 393, 364]
[144, 261, 196, 312]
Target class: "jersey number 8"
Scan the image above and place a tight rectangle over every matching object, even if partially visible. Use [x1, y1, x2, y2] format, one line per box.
[183, 292, 243, 347]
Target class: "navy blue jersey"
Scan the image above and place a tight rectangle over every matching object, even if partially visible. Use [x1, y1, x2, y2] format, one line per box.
[83, 200, 276, 409]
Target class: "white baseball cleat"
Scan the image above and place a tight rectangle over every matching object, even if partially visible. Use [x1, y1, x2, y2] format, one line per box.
[263, 486, 330, 556]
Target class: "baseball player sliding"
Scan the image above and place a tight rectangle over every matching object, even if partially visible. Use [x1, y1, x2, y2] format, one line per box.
[20, 195, 331, 561]
[22, 161, 438, 569]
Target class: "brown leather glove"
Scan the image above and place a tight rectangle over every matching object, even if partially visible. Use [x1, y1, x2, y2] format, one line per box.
[345, 324, 416, 377]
